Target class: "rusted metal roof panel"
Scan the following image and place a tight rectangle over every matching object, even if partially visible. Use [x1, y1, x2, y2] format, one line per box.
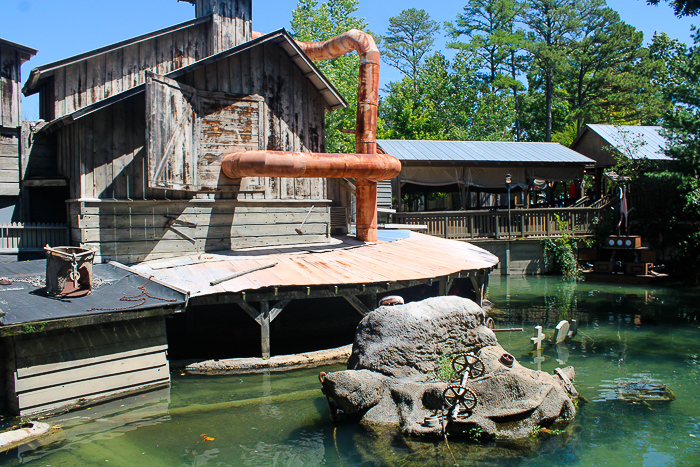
[583, 124, 672, 160]
[378, 140, 594, 164]
[131, 232, 499, 297]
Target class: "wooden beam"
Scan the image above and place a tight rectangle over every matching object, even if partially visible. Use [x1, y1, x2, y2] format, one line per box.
[190, 278, 445, 307]
[445, 276, 455, 296]
[270, 299, 291, 322]
[0, 306, 179, 338]
[344, 295, 371, 317]
[260, 300, 270, 359]
[232, 296, 262, 325]
[470, 276, 484, 307]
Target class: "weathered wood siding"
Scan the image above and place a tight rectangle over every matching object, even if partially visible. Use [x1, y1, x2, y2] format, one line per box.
[176, 40, 328, 200]
[0, 44, 24, 196]
[68, 199, 329, 263]
[570, 131, 616, 167]
[1, 44, 23, 129]
[56, 40, 327, 201]
[146, 72, 261, 193]
[378, 180, 392, 208]
[5, 317, 169, 416]
[46, 22, 210, 121]
[192, 0, 252, 55]
[0, 130, 20, 195]
[21, 121, 58, 180]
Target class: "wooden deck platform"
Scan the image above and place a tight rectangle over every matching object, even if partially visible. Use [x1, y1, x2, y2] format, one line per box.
[132, 231, 500, 358]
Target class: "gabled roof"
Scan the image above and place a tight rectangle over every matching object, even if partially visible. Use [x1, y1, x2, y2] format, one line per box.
[377, 140, 594, 166]
[572, 124, 672, 160]
[22, 15, 212, 96]
[0, 38, 38, 64]
[39, 29, 346, 133]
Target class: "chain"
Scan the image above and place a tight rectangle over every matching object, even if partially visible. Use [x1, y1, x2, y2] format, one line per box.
[87, 277, 178, 312]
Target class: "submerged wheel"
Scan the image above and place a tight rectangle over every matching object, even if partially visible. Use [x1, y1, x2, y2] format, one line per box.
[451, 353, 485, 379]
[442, 386, 478, 411]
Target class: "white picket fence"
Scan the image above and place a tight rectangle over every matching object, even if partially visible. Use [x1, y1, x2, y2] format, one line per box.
[0, 222, 69, 253]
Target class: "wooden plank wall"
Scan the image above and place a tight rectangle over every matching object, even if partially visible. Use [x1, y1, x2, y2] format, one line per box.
[193, 0, 252, 54]
[57, 40, 327, 202]
[178, 40, 327, 200]
[21, 121, 58, 180]
[68, 199, 330, 264]
[50, 22, 210, 120]
[0, 130, 20, 195]
[5, 317, 170, 416]
[0, 45, 22, 129]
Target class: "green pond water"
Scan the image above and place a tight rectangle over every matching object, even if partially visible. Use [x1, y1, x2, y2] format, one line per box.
[2, 276, 700, 466]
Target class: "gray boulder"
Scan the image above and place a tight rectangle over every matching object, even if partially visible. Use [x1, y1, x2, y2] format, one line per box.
[322, 296, 578, 440]
[348, 296, 497, 378]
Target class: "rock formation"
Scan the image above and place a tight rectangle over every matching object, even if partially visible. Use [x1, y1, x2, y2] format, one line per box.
[320, 296, 577, 439]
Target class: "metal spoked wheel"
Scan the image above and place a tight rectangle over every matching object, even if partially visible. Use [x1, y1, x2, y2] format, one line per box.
[442, 386, 478, 411]
[451, 353, 485, 379]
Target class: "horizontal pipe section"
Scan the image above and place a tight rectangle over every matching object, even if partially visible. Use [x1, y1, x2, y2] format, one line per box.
[221, 150, 401, 183]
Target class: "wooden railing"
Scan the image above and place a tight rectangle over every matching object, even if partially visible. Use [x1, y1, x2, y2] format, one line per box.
[393, 205, 611, 240]
[0, 223, 69, 253]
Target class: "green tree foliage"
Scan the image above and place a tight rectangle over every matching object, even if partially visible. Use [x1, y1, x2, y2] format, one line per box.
[564, 5, 666, 131]
[379, 8, 440, 85]
[646, 0, 700, 17]
[521, 0, 582, 141]
[290, 0, 368, 153]
[379, 52, 515, 141]
[447, 0, 528, 139]
[659, 30, 700, 274]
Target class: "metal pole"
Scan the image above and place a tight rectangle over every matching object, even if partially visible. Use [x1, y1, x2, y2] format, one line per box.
[507, 185, 511, 239]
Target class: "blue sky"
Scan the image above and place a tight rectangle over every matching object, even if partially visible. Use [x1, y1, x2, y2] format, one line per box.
[4, 0, 696, 120]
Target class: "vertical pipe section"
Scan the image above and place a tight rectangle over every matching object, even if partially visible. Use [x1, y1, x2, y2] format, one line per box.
[296, 30, 382, 242]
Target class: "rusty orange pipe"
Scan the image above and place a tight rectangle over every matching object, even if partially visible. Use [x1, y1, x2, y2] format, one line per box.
[295, 29, 380, 156]
[222, 150, 400, 182]
[242, 29, 388, 242]
[296, 30, 382, 242]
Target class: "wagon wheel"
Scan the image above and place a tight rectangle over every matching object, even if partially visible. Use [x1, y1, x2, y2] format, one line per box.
[442, 385, 466, 409]
[442, 386, 478, 411]
[460, 388, 478, 411]
[451, 353, 485, 379]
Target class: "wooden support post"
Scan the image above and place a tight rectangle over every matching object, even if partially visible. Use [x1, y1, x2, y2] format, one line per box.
[345, 295, 371, 316]
[270, 299, 291, 322]
[470, 275, 483, 307]
[445, 276, 455, 296]
[233, 298, 288, 359]
[260, 300, 270, 359]
[439, 277, 447, 296]
[397, 179, 402, 213]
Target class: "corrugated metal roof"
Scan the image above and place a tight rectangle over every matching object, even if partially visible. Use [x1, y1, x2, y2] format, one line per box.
[583, 124, 672, 160]
[131, 232, 499, 297]
[377, 140, 594, 164]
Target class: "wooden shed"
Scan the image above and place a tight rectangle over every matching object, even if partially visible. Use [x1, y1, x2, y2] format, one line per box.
[0, 39, 37, 221]
[570, 124, 673, 198]
[22, 0, 356, 264]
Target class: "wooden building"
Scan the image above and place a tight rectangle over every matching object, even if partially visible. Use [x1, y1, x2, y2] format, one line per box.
[2, 0, 502, 370]
[20, 0, 353, 264]
[570, 124, 672, 198]
[0, 39, 37, 222]
[0, 260, 186, 416]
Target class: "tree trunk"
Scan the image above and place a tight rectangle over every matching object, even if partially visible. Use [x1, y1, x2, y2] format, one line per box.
[545, 70, 552, 142]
